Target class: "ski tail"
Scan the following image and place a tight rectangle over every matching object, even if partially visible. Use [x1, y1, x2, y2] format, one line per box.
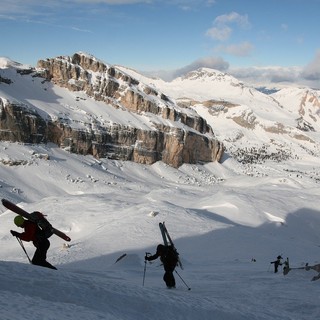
[159, 222, 168, 246]
[159, 221, 183, 269]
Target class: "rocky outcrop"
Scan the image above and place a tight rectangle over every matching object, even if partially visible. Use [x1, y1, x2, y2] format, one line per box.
[0, 53, 224, 167]
[37, 53, 211, 134]
[0, 99, 223, 167]
[0, 100, 47, 143]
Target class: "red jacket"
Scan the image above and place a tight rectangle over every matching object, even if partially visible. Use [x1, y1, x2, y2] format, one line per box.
[19, 220, 38, 243]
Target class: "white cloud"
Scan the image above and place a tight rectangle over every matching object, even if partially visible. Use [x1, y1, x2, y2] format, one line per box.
[0, 0, 215, 15]
[0, 0, 37, 15]
[71, 26, 92, 33]
[74, 0, 151, 4]
[301, 50, 320, 81]
[174, 56, 229, 75]
[144, 50, 320, 89]
[143, 56, 229, 81]
[0, 0, 150, 16]
[228, 64, 320, 89]
[206, 11, 250, 41]
[214, 11, 249, 28]
[206, 26, 232, 41]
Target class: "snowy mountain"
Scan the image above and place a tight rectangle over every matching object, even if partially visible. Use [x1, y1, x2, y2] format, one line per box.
[0, 54, 223, 168]
[119, 65, 320, 172]
[0, 54, 320, 320]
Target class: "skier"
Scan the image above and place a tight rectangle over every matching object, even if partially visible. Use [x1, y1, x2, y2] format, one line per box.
[270, 255, 282, 273]
[145, 244, 178, 288]
[10, 215, 57, 270]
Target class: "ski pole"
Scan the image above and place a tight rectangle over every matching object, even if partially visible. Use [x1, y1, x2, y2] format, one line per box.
[143, 252, 150, 286]
[16, 237, 32, 264]
[175, 270, 191, 290]
[143, 260, 147, 286]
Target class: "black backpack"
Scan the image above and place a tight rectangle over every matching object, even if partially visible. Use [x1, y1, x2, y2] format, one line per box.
[162, 246, 179, 267]
[30, 211, 54, 239]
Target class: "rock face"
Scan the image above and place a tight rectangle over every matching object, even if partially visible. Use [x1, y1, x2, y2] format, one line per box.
[0, 53, 223, 168]
[0, 100, 47, 143]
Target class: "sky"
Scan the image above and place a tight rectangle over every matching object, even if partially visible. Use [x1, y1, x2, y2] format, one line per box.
[1, 0, 320, 88]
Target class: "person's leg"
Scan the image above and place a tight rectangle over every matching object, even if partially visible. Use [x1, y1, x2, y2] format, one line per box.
[32, 240, 57, 270]
[163, 266, 176, 288]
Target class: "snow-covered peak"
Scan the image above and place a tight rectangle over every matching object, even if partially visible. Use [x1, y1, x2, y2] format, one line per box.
[179, 67, 240, 84]
[76, 51, 101, 61]
[0, 57, 31, 70]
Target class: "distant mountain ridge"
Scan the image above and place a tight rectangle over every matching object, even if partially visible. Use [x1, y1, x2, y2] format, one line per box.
[0, 53, 223, 168]
[118, 64, 320, 167]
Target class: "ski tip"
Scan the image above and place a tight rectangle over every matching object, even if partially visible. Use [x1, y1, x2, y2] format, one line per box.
[115, 253, 127, 263]
[1, 198, 11, 207]
[2, 198, 13, 205]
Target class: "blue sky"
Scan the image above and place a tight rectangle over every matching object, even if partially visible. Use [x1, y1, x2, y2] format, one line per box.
[1, 0, 320, 88]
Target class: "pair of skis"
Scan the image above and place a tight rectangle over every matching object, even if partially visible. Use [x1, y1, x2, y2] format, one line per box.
[2, 199, 71, 242]
[283, 258, 320, 281]
[159, 222, 183, 269]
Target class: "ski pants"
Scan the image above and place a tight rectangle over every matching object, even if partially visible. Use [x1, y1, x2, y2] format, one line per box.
[163, 265, 176, 288]
[32, 238, 56, 270]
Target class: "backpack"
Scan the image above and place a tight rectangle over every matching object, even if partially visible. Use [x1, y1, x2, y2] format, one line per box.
[162, 246, 179, 267]
[30, 211, 54, 239]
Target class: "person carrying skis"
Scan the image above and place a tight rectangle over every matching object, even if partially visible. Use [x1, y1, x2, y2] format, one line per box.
[145, 244, 178, 288]
[270, 255, 282, 273]
[10, 215, 57, 270]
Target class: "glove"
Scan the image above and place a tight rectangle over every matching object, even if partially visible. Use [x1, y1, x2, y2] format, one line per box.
[10, 230, 19, 237]
[145, 255, 150, 261]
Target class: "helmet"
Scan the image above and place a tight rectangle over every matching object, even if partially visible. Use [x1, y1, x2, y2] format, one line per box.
[14, 215, 25, 227]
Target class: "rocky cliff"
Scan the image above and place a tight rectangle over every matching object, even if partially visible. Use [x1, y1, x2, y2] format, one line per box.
[0, 53, 223, 168]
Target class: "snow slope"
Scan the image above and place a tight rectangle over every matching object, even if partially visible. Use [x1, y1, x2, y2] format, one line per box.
[0, 141, 320, 320]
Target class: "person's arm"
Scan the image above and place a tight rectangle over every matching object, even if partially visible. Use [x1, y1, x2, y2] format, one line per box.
[145, 252, 159, 261]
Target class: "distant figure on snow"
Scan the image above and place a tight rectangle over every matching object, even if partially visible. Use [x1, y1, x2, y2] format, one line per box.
[145, 244, 178, 288]
[10, 215, 57, 270]
[271, 255, 283, 273]
[305, 263, 320, 281]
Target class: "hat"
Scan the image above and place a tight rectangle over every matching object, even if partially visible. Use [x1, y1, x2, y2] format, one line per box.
[14, 215, 25, 227]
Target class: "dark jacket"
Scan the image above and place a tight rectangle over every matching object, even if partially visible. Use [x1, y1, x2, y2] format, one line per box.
[148, 245, 178, 269]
